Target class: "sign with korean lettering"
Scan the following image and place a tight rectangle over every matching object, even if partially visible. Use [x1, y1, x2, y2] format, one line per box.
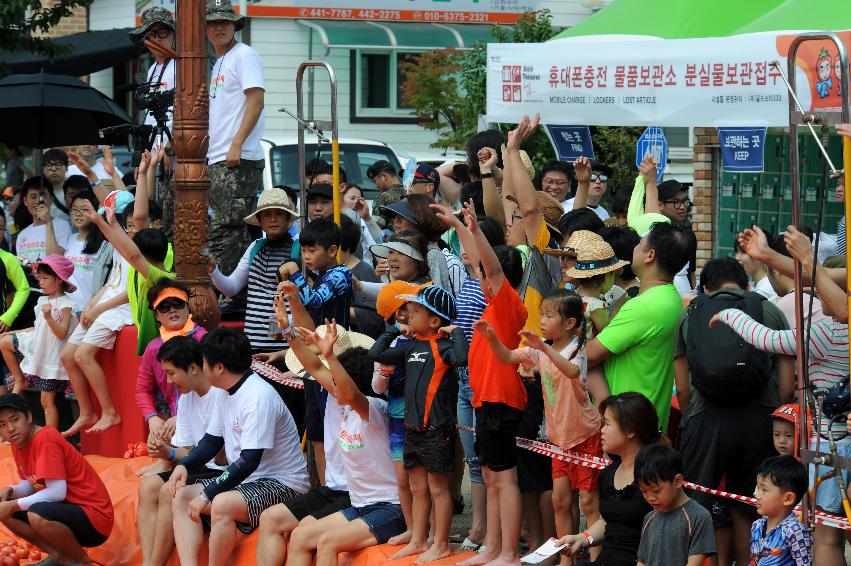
[635, 127, 667, 182]
[718, 127, 767, 172]
[486, 31, 851, 126]
[545, 125, 595, 161]
[138, 0, 532, 23]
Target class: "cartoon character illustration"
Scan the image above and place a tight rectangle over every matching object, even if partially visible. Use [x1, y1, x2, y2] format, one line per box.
[816, 48, 833, 98]
[835, 54, 844, 97]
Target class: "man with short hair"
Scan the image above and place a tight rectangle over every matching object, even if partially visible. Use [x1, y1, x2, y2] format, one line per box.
[305, 183, 335, 222]
[586, 222, 689, 429]
[128, 5, 177, 237]
[41, 149, 68, 214]
[538, 159, 572, 205]
[367, 160, 406, 228]
[674, 257, 793, 566]
[408, 163, 440, 199]
[206, 0, 266, 275]
[656, 179, 697, 294]
[565, 159, 611, 221]
[170, 329, 309, 566]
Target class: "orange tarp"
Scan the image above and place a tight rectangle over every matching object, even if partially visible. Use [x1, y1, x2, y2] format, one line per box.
[0, 445, 476, 565]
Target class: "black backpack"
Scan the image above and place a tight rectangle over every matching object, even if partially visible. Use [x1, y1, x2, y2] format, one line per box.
[685, 290, 772, 405]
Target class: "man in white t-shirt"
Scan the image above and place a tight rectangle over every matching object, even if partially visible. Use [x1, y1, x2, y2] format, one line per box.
[15, 181, 72, 274]
[129, 6, 177, 237]
[171, 329, 308, 562]
[564, 159, 611, 221]
[137, 336, 228, 566]
[205, 0, 266, 275]
[66, 145, 123, 182]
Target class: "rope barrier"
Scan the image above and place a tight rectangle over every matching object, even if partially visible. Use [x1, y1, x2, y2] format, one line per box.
[260, 369, 851, 530]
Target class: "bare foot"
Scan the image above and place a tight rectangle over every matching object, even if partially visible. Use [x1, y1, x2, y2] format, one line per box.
[458, 550, 498, 566]
[484, 556, 521, 566]
[389, 541, 430, 561]
[87, 412, 121, 434]
[387, 530, 412, 546]
[415, 544, 451, 564]
[62, 414, 98, 437]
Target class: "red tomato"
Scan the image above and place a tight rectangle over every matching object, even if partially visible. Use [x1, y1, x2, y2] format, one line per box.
[28, 550, 40, 560]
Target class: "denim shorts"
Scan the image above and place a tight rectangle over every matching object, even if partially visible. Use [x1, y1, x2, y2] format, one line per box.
[341, 502, 406, 544]
[810, 436, 851, 514]
[389, 417, 405, 463]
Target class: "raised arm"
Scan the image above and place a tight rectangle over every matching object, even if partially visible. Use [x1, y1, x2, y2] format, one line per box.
[463, 203, 504, 294]
[639, 156, 660, 214]
[472, 320, 522, 365]
[478, 147, 506, 231]
[314, 320, 370, 419]
[81, 199, 151, 278]
[432, 200, 481, 278]
[288, 326, 334, 390]
[279, 280, 315, 331]
[572, 156, 591, 209]
[785, 225, 848, 322]
[506, 114, 544, 245]
[518, 329, 581, 379]
[132, 149, 155, 229]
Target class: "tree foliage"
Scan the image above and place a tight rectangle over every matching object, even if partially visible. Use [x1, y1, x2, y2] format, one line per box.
[399, 9, 641, 185]
[0, 0, 94, 76]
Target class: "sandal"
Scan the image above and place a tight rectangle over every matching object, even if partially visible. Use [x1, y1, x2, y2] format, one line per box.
[459, 538, 481, 551]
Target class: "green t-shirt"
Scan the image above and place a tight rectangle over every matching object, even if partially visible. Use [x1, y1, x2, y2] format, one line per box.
[597, 283, 683, 429]
[128, 244, 175, 355]
[673, 287, 789, 418]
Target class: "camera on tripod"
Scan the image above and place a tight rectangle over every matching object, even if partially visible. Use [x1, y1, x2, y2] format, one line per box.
[98, 85, 174, 167]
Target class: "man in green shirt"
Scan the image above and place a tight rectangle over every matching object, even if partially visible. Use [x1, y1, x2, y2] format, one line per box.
[586, 222, 691, 430]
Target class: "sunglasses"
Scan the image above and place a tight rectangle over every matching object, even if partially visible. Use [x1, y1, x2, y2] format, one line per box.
[155, 298, 187, 313]
[591, 173, 608, 183]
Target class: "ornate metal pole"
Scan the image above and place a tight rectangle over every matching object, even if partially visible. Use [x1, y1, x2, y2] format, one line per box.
[173, 0, 220, 328]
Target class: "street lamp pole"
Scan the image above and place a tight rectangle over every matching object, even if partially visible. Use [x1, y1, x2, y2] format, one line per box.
[173, 0, 220, 328]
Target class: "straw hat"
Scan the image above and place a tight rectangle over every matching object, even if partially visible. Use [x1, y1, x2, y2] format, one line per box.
[563, 230, 604, 256]
[565, 239, 629, 279]
[501, 144, 535, 179]
[505, 191, 564, 236]
[284, 325, 375, 378]
[244, 187, 298, 225]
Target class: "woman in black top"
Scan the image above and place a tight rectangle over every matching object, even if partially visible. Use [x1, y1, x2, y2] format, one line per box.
[559, 392, 660, 565]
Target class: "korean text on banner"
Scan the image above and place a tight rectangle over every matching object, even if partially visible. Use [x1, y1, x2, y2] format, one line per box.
[485, 33, 851, 127]
[718, 127, 768, 172]
[545, 125, 595, 161]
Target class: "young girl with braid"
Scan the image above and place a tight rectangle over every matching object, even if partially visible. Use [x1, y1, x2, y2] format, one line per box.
[474, 289, 602, 565]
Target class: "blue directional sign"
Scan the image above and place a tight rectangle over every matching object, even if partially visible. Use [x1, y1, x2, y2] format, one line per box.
[718, 127, 767, 172]
[635, 126, 667, 183]
[545, 125, 595, 161]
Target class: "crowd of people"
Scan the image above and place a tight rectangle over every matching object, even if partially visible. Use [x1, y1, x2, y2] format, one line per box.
[0, 2, 848, 566]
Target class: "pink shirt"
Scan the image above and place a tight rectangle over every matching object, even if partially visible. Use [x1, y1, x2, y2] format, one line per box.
[135, 325, 207, 419]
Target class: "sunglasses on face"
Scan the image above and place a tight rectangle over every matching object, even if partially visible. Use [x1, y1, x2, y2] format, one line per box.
[156, 299, 187, 313]
[591, 173, 608, 183]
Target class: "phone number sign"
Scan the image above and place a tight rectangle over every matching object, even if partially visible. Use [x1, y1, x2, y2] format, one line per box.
[243, 0, 534, 22]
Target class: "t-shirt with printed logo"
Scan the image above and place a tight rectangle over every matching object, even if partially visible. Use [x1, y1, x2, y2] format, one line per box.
[208, 42, 265, 164]
[15, 221, 72, 274]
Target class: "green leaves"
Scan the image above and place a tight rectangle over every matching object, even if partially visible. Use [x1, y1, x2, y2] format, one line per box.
[0, 0, 94, 76]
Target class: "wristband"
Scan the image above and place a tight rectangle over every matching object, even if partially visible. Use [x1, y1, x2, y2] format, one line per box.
[168, 448, 176, 462]
[144, 412, 158, 423]
[580, 531, 593, 546]
[480, 172, 494, 179]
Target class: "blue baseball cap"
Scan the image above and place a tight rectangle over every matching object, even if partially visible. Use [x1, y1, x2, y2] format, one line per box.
[397, 285, 457, 322]
[380, 199, 418, 226]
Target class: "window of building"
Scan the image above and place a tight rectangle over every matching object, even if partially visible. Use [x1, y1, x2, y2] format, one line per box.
[662, 127, 692, 148]
[351, 50, 420, 123]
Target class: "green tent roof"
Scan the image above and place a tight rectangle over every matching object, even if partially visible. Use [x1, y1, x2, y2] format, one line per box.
[734, 0, 851, 34]
[553, 0, 785, 40]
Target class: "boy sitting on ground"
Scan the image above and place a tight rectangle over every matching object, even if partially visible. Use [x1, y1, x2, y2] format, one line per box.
[635, 444, 716, 566]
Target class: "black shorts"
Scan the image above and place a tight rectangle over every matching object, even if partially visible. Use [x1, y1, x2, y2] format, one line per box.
[475, 402, 523, 472]
[404, 423, 456, 473]
[156, 466, 223, 484]
[284, 486, 351, 521]
[12, 501, 107, 548]
[677, 403, 774, 528]
[305, 380, 326, 443]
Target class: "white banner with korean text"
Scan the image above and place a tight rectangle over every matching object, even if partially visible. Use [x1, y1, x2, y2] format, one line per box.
[486, 32, 851, 126]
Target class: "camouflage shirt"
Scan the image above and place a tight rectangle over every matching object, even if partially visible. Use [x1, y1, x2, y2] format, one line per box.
[372, 183, 407, 228]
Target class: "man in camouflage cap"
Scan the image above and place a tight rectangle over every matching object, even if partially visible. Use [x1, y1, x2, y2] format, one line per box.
[129, 6, 178, 238]
[205, 0, 265, 275]
[367, 160, 406, 230]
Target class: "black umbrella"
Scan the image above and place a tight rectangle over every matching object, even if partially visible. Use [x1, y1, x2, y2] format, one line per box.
[0, 71, 131, 148]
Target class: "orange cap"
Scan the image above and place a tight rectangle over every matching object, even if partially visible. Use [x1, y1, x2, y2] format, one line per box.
[376, 280, 429, 320]
[152, 287, 189, 309]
